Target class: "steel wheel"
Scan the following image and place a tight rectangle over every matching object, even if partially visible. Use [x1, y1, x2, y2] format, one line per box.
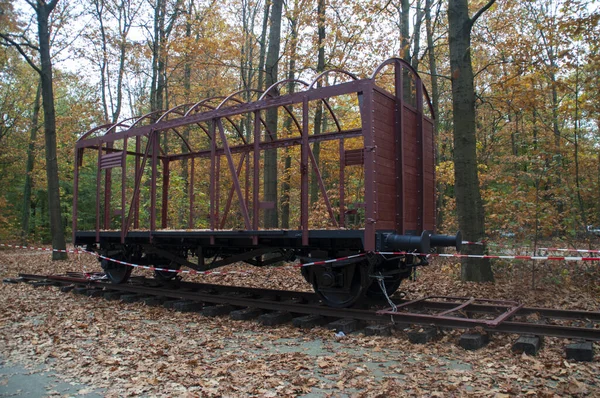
[366, 258, 411, 299]
[154, 262, 181, 281]
[366, 274, 404, 299]
[309, 261, 370, 308]
[101, 258, 132, 284]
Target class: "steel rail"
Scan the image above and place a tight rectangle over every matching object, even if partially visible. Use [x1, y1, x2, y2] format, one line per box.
[18, 273, 319, 302]
[15, 273, 600, 341]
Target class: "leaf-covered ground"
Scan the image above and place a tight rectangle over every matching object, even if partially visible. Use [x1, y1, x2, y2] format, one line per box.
[0, 248, 599, 397]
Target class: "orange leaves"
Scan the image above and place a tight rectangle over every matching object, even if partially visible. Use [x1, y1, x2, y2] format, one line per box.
[436, 160, 455, 186]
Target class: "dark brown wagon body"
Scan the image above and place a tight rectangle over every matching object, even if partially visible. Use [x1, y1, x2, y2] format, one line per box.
[72, 58, 459, 307]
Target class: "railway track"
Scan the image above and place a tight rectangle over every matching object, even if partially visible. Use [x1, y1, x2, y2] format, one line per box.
[8, 273, 600, 343]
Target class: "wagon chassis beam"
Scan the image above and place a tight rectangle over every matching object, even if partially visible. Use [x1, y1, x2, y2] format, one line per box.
[14, 273, 600, 341]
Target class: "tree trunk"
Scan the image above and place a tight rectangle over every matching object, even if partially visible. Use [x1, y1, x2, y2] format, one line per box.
[256, 0, 271, 91]
[37, 0, 67, 259]
[310, 0, 326, 205]
[150, 0, 161, 112]
[400, 0, 410, 60]
[21, 81, 42, 245]
[113, 24, 128, 122]
[180, 0, 193, 226]
[263, 0, 283, 228]
[448, 0, 494, 282]
[280, 0, 299, 229]
[155, 0, 167, 112]
[411, 0, 423, 71]
[92, 0, 110, 121]
[573, 62, 586, 230]
[426, 0, 444, 231]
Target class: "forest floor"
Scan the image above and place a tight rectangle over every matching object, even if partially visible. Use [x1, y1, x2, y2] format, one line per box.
[0, 246, 599, 397]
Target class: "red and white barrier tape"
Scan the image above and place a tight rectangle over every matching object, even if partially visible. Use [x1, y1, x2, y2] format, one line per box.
[461, 240, 600, 254]
[295, 253, 367, 267]
[537, 247, 600, 254]
[462, 240, 486, 246]
[299, 251, 600, 267]
[86, 251, 252, 277]
[0, 243, 82, 253]
[0, 243, 251, 277]
[3, 242, 600, 274]
[377, 251, 600, 262]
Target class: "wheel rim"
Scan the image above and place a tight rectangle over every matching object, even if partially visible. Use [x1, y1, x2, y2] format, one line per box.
[311, 262, 370, 308]
[366, 258, 411, 299]
[366, 274, 404, 299]
[101, 259, 132, 284]
[154, 262, 181, 281]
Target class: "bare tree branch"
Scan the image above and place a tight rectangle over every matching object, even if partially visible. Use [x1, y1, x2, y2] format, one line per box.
[470, 0, 496, 26]
[23, 0, 37, 10]
[14, 33, 40, 52]
[0, 33, 41, 74]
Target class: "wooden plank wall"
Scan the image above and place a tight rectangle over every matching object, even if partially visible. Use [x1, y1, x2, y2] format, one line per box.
[372, 88, 436, 234]
[372, 90, 396, 231]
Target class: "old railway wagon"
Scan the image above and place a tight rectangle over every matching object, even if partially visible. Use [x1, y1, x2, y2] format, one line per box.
[73, 58, 460, 308]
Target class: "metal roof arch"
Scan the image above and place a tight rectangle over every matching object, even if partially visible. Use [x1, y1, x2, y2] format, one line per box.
[183, 96, 226, 116]
[258, 79, 309, 101]
[307, 69, 359, 90]
[371, 57, 435, 118]
[216, 89, 264, 110]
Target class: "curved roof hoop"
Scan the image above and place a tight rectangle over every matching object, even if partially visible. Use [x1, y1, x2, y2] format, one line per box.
[258, 78, 309, 101]
[130, 109, 168, 128]
[104, 120, 134, 136]
[257, 79, 310, 135]
[78, 116, 140, 142]
[155, 103, 194, 123]
[307, 69, 359, 90]
[77, 122, 117, 142]
[168, 127, 194, 153]
[182, 97, 249, 143]
[150, 104, 196, 153]
[216, 89, 264, 110]
[212, 93, 255, 144]
[183, 98, 220, 140]
[321, 98, 343, 132]
[183, 96, 225, 117]
[370, 57, 419, 80]
[307, 70, 357, 132]
[370, 57, 435, 118]
[281, 104, 303, 135]
[216, 91, 290, 145]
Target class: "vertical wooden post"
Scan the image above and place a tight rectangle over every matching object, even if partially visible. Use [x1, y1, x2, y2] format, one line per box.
[253, 111, 260, 233]
[339, 138, 345, 228]
[103, 146, 112, 230]
[134, 137, 140, 229]
[121, 138, 128, 243]
[189, 158, 195, 229]
[395, 61, 405, 235]
[215, 155, 221, 224]
[209, 120, 216, 233]
[301, 97, 309, 246]
[245, 150, 250, 208]
[361, 83, 376, 251]
[150, 131, 158, 232]
[73, 148, 79, 243]
[96, 143, 102, 242]
[416, 75, 425, 232]
[161, 159, 170, 228]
